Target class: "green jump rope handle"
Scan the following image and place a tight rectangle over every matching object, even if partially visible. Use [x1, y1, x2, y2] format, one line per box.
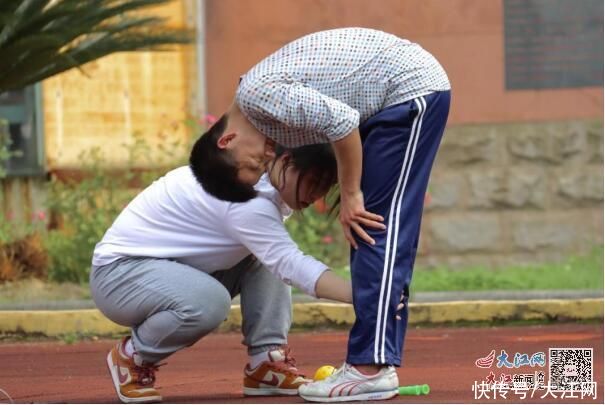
[398, 384, 430, 395]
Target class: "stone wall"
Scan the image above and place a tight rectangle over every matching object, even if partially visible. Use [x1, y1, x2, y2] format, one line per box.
[417, 119, 604, 268]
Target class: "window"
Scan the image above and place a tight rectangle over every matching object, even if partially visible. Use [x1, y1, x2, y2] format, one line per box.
[504, 0, 603, 90]
[0, 85, 44, 176]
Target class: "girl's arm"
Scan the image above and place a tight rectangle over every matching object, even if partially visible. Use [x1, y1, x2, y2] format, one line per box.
[225, 197, 350, 303]
[314, 270, 352, 303]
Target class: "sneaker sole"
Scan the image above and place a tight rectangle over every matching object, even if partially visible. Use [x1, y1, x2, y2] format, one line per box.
[300, 388, 398, 403]
[243, 386, 299, 396]
[106, 351, 163, 404]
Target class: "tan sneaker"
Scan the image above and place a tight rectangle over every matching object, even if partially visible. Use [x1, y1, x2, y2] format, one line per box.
[106, 337, 163, 403]
[243, 346, 311, 396]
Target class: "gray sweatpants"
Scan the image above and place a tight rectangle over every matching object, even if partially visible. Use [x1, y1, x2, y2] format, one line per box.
[90, 255, 291, 364]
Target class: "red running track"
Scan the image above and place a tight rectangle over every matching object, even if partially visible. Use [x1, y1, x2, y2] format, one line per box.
[0, 323, 602, 403]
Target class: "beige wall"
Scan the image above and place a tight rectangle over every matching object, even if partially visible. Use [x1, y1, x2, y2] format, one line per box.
[205, 0, 603, 125]
[39, 0, 604, 169]
[41, 1, 193, 169]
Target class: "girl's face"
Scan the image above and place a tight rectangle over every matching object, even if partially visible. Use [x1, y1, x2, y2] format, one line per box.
[279, 165, 328, 210]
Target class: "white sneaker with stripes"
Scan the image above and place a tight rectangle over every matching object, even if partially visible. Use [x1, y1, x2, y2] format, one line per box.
[298, 363, 399, 402]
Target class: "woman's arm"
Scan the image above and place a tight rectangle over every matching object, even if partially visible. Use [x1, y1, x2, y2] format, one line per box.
[314, 270, 352, 303]
[331, 129, 385, 249]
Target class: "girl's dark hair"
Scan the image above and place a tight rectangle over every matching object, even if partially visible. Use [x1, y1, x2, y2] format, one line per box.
[189, 114, 257, 202]
[190, 117, 337, 205]
[271, 143, 338, 208]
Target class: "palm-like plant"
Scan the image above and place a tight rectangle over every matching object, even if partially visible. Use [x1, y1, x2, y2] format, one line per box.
[0, 0, 192, 93]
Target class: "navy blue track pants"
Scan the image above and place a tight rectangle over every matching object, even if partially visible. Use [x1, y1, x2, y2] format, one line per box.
[346, 91, 450, 366]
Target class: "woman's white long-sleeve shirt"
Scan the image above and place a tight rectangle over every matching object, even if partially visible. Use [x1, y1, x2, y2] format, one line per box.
[92, 166, 328, 296]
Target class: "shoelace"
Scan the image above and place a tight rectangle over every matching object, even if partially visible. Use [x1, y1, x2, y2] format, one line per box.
[270, 346, 302, 376]
[283, 346, 298, 369]
[134, 362, 166, 386]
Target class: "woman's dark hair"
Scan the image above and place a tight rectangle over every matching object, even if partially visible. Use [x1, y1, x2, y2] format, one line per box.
[189, 114, 257, 202]
[271, 143, 338, 208]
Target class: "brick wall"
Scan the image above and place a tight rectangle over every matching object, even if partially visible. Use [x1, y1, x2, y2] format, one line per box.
[204, 0, 603, 125]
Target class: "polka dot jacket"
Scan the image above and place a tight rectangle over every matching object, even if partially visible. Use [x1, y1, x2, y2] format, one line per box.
[236, 27, 451, 147]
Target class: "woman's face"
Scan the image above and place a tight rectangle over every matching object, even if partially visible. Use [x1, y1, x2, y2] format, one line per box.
[279, 166, 328, 210]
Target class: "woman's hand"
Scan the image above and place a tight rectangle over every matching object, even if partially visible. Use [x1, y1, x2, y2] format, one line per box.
[396, 293, 405, 320]
[339, 190, 385, 249]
